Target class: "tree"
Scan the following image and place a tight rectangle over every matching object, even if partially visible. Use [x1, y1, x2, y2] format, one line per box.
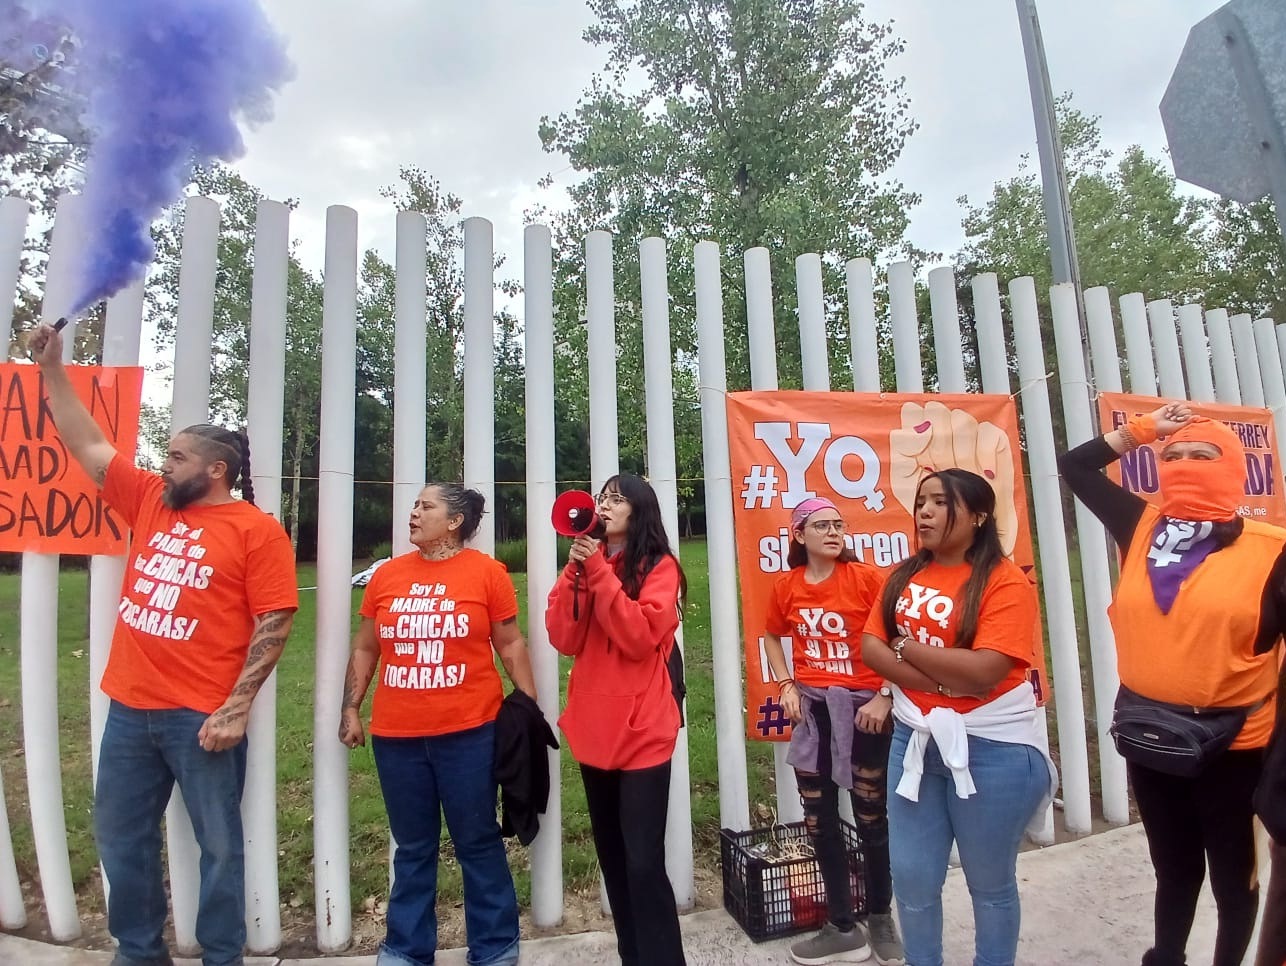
[956, 99, 1213, 308]
[1205, 197, 1286, 325]
[2, 9, 87, 354]
[148, 164, 326, 548]
[538, 0, 921, 501]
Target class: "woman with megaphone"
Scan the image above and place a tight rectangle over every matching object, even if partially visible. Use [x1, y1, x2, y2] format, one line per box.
[547, 473, 688, 966]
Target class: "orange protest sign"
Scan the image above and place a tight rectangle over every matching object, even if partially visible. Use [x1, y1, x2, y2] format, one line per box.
[726, 392, 1049, 741]
[1096, 393, 1286, 527]
[0, 363, 143, 554]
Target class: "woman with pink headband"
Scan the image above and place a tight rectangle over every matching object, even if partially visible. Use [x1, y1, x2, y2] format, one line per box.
[761, 496, 905, 966]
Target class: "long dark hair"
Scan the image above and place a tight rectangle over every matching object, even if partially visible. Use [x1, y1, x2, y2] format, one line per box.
[427, 483, 486, 542]
[182, 424, 255, 505]
[880, 469, 1004, 649]
[601, 473, 687, 611]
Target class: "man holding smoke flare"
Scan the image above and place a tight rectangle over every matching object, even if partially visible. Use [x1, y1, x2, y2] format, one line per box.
[28, 321, 298, 966]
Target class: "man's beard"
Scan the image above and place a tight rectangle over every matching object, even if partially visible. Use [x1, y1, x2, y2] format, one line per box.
[162, 474, 212, 510]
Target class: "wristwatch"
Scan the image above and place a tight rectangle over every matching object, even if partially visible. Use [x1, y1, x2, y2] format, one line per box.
[878, 684, 893, 698]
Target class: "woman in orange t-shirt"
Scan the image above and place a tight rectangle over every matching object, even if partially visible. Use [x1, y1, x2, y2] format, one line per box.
[339, 483, 536, 966]
[761, 497, 903, 966]
[862, 469, 1055, 966]
[1059, 403, 1286, 966]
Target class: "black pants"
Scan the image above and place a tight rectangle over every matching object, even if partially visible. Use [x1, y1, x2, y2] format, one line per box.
[795, 700, 894, 930]
[580, 760, 686, 966]
[1257, 838, 1286, 966]
[1130, 749, 1263, 966]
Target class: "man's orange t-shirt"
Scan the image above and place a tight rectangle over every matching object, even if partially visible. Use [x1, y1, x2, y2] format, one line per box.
[764, 560, 885, 692]
[100, 456, 299, 714]
[359, 548, 518, 737]
[864, 558, 1037, 715]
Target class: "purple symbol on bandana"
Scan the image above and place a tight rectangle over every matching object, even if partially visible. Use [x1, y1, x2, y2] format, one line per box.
[1145, 518, 1217, 615]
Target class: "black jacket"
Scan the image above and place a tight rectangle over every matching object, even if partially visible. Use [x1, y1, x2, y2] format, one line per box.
[493, 689, 559, 846]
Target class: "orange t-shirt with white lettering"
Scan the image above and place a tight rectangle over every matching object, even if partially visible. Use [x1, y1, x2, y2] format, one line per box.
[359, 548, 518, 737]
[100, 456, 299, 714]
[764, 560, 884, 691]
[863, 558, 1037, 715]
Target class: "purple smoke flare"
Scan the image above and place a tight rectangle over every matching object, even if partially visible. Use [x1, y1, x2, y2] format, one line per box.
[13, 0, 293, 314]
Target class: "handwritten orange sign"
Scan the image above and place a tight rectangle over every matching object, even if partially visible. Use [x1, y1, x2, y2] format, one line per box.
[1096, 392, 1286, 527]
[726, 392, 1048, 741]
[0, 363, 143, 554]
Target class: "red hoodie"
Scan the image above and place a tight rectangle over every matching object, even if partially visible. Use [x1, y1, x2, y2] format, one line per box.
[546, 547, 681, 771]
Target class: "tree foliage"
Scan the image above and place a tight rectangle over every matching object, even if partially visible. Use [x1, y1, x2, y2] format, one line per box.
[539, 0, 921, 503]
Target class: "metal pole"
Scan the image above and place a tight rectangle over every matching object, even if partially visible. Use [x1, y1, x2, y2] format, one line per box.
[1015, 0, 1083, 295]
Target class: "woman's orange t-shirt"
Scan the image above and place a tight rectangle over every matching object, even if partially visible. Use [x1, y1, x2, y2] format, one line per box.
[764, 560, 884, 692]
[863, 558, 1038, 715]
[359, 548, 518, 737]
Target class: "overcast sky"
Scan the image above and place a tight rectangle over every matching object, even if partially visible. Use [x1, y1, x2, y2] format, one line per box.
[233, 0, 1219, 287]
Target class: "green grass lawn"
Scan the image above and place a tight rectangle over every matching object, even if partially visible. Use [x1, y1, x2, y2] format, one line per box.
[0, 540, 777, 917]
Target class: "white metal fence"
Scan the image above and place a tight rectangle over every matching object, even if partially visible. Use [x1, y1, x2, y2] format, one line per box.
[2, 191, 1283, 954]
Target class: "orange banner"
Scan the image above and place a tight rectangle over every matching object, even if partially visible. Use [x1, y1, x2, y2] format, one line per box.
[1096, 393, 1286, 528]
[0, 363, 143, 554]
[726, 392, 1048, 741]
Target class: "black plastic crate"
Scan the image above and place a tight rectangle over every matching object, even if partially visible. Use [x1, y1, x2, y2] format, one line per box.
[720, 820, 865, 942]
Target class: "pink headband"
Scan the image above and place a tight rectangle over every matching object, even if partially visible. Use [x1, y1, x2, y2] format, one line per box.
[791, 497, 838, 531]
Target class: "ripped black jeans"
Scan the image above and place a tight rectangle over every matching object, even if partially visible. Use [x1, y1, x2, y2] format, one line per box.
[795, 699, 894, 928]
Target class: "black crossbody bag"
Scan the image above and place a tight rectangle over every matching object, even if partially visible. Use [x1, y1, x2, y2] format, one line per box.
[1110, 684, 1268, 778]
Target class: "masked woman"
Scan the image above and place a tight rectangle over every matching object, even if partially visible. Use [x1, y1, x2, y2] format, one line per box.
[1059, 403, 1286, 966]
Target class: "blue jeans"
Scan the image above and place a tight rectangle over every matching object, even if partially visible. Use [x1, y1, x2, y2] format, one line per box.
[372, 722, 519, 966]
[95, 701, 247, 966]
[887, 722, 1047, 966]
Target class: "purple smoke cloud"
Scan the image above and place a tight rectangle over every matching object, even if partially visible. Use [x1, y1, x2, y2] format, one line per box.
[12, 0, 293, 314]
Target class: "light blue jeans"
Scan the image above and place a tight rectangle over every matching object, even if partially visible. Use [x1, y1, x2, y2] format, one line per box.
[887, 722, 1047, 966]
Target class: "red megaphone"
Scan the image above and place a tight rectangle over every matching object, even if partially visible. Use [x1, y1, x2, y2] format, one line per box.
[552, 490, 602, 538]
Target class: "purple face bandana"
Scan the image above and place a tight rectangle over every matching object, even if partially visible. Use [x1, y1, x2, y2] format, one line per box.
[1144, 517, 1219, 615]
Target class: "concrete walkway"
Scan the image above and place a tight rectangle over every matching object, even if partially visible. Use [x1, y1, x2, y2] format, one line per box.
[0, 824, 1271, 965]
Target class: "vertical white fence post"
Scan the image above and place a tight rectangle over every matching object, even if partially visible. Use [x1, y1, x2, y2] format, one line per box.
[91, 276, 147, 912]
[1119, 294, 1159, 396]
[524, 224, 564, 927]
[1206, 309, 1243, 404]
[1176, 304, 1216, 403]
[586, 231, 620, 490]
[695, 240, 751, 831]
[312, 205, 359, 953]
[22, 192, 82, 939]
[1147, 299, 1186, 400]
[846, 258, 880, 392]
[973, 272, 1056, 843]
[0, 194, 30, 931]
[1009, 277, 1092, 835]
[926, 267, 966, 392]
[743, 248, 801, 823]
[1253, 319, 1286, 469]
[1059, 286, 1129, 826]
[243, 198, 291, 953]
[888, 262, 923, 393]
[463, 218, 496, 554]
[1231, 313, 1266, 407]
[166, 194, 222, 955]
[392, 211, 428, 557]
[640, 237, 696, 909]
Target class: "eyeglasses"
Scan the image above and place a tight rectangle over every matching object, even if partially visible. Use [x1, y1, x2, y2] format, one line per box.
[596, 492, 628, 508]
[806, 519, 846, 535]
